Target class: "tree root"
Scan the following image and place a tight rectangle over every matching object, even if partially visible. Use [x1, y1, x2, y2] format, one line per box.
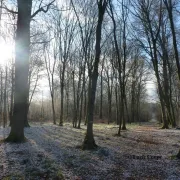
[5, 132, 26, 143]
[82, 137, 98, 150]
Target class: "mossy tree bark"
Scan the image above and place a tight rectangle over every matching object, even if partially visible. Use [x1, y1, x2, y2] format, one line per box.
[83, 0, 108, 150]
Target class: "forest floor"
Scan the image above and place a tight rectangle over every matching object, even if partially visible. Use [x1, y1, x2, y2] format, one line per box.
[0, 122, 180, 180]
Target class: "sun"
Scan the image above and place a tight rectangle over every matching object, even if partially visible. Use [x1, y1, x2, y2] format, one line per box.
[0, 41, 14, 65]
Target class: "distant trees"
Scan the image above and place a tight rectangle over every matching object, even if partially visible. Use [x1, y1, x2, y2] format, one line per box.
[0, 0, 179, 158]
[130, 0, 180, 129]
[44, 43, 57, 125]
[0, 0, 155, 132]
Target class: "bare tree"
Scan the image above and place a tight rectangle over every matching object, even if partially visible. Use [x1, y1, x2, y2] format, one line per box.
[83, 0, 108, 150]
[163, 0, 180, 82]
[5, 0, 55, 142]
[44, 43, 57, 125]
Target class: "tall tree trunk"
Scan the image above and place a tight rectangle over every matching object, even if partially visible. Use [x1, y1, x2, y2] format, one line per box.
[78, 65, 86, 129]
[115, 82, 119, 125]
[3, 66, 7, 128]
[83, 0, 107, 149]
[99, 67, 103, 119]
[153, 40, 169, 129]
[84, 89, 87, 125]
[121, 92, 126, 130]
[160, 21, 176, 127]
[118, 84, 122, 135]
[51, 93, 56, 125]
[59, 63, 65, 126]
[66, 72, 69, 120]
[163, 0, 180, 82]
[121, 1, 127, 130]
[6, 0, 32, 142]
[107, 81, 112, 124]
[76, 70, 81, 128]
[9, 66, 14, 127]
[41, 91, 44, 122]
[72, 71, 77, 127]
[109, 1, 124, 134]
[0, 71, 3, 126]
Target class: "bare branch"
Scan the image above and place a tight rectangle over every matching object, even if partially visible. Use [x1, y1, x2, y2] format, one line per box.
[31, 0, 55, 19]
[0, 5, 18, 14]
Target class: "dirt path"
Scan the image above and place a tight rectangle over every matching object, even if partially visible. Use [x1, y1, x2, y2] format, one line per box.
[0, 123, 180, 179]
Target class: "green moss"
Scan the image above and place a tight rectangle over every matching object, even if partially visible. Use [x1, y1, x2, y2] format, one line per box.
[2, 174, 24, 180]
[56, 169, 64, 180]
[170, 155, 177, 160]
[43, 158, 54, 169]
[0, 139, 4, 144]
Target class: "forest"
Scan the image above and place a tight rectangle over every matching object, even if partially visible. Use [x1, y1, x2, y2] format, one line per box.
[0, 0, 180, 179]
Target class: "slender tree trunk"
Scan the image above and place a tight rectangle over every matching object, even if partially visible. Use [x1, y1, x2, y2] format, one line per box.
[106, 71, 112, 124]
[121, 92, 126, 130]
[131, 64, 136, 123]
[59, 64, 65, 126]
[78, 91, 83, 128]
[78, 65, 85, 128]
[99, 68, 103, 119]
[159, 90, 168, 129]
[0, 71, 3, 126]
[153, 40, 169, 129]
[66, 73, 69, 120]
[118, 83, 122, 135]
[9, 66, 14, 127]
[109, 1, 125, 134]
[163, 0, 180, 82]
[124, 94, 130, 124]
[76, 70, 81, 128]
[51, 93, 56, 125]
[84, 89, 87, 125]
[107, 87, 112, 124]
[3, 66, 7, 128]
[72, 71, 77, 127]
[83, 0, 107, 149]
[121, 3, 127, 130]
[160, 22, 176, 127]
[85, 78, 91, 126]
[136, 82, 141, 123]
[115, 83, 119, 125]
[41, 91, 44, 122]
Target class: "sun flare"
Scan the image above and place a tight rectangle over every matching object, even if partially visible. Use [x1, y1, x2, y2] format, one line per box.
[0, 41, 14, 65]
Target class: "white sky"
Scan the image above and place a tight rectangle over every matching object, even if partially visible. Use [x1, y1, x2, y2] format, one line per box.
[0, 0, 158, 103]
[0, 38, 14, 65]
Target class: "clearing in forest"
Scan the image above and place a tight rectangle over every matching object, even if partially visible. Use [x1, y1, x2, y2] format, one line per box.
[0, 123, 180, 179]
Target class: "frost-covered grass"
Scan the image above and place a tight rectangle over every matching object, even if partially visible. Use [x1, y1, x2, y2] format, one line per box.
[0, 122, 180, 179]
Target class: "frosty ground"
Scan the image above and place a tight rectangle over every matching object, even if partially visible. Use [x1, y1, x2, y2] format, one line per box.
[0, 122, 180, 180]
